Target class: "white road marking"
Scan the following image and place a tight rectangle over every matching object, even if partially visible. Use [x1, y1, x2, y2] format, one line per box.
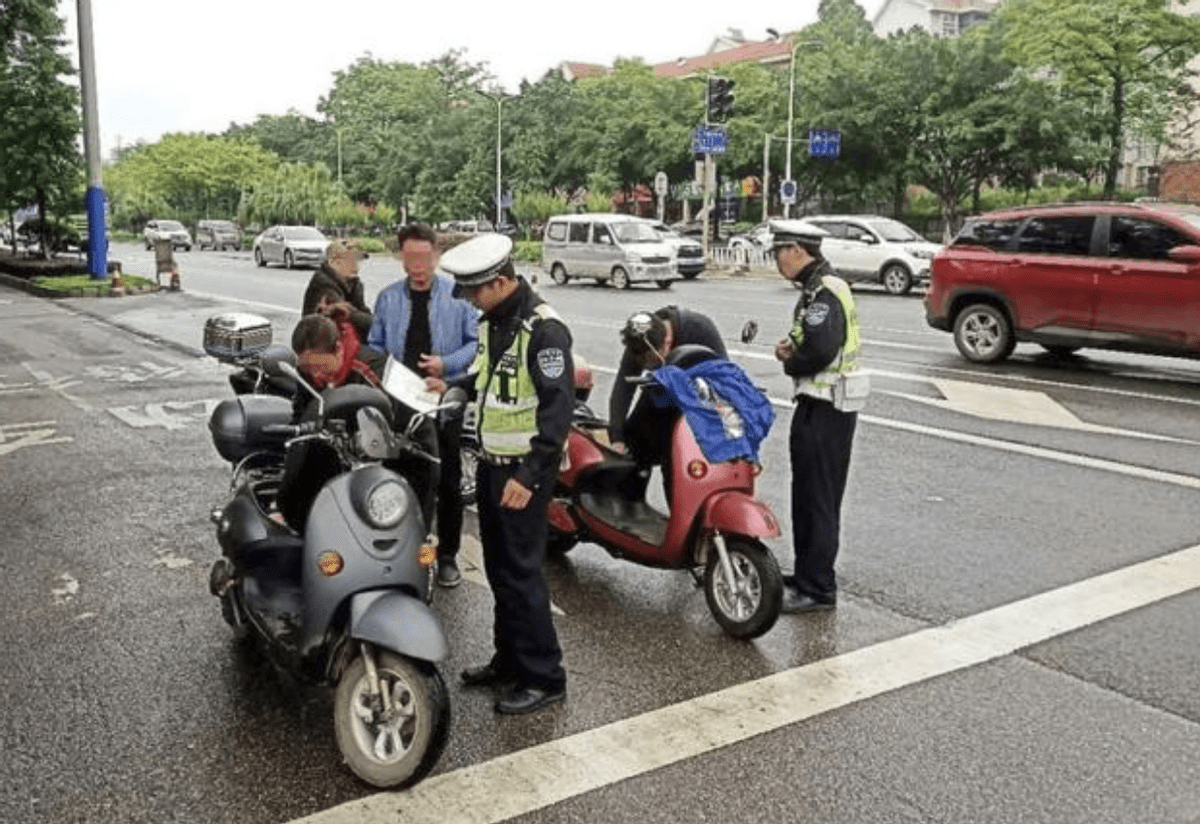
[291, 543, 1200, 824]
[878, 378, 1200, 445]
[0, 421, 72, 456]
[51, 573, 79, 604]
[183, 288, 294, 314]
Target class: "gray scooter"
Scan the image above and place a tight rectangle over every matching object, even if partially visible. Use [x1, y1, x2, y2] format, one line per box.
[205, 318, 457, 789]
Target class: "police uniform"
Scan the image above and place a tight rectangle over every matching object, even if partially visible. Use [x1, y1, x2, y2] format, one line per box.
[771, 219, 861, 613]
[440, 234, 574, 714]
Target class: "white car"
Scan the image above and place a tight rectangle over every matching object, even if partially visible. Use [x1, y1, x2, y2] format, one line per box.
[807, 215, 942, 295]
[143, 219, 193, 251]
[637, 218, 705, 279]
[252, 225, 330, 269]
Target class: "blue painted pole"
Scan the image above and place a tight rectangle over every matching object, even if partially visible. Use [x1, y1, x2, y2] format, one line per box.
[77, 0, 107, 279]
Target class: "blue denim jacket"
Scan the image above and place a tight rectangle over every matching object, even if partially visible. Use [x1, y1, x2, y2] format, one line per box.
[368, 273, 479, 380]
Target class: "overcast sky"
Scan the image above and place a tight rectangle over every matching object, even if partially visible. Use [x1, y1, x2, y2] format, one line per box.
[56, 0, 885, 161]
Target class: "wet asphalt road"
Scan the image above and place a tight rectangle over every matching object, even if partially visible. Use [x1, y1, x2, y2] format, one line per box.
[3, 243, 1200, 824]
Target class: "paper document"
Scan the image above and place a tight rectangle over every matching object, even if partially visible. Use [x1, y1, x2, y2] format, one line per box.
[382, 357, 440, 414]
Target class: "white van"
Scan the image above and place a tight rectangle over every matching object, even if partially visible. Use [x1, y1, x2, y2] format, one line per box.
[542, 213, 679, 289]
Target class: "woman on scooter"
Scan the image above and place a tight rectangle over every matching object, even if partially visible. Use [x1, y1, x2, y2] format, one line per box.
[610, 308, 726, 500]
[281, 313, 439, 533]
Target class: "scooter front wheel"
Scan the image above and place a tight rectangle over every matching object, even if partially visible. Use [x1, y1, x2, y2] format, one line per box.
[703, 537, 783, 639]
[334, 649, 450, 788]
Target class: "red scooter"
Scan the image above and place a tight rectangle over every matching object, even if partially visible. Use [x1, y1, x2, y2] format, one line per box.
[546, 347, 784, 639]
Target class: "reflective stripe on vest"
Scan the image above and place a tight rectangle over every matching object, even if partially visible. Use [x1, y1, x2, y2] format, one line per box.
[471, 304, 561, 456]
[793, 275, 861, 402]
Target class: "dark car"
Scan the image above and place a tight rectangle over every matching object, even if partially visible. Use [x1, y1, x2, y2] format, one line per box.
[925, 201, 1200, 364]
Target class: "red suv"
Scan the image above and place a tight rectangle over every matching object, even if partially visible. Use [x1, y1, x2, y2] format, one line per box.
[925, 201, 1200, 363]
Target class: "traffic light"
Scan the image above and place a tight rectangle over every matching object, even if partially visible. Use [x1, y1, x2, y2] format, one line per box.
[706, 77, 735, 122]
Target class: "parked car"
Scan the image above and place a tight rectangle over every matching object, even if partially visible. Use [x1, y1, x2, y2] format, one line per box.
[925, 201, 1200, 364]
[727, 222, 774, 251]
[196, 219, 241, 251]
[438, 220, 495, 234]
[542, 213, 678, 289]
[143, 219, 192, 251]
[252, 225, 329, 269]
[638, 218, 705, 279]
[806, 215, 942, 295]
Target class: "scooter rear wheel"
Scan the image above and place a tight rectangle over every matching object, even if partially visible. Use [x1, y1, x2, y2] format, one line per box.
[334, 650, 450, 788]
[703, 537, 783, 639]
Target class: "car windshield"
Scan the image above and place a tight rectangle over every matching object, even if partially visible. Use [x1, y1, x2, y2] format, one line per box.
[213, 221, 235, 230]
[160, 220, 184, 231]
[614, 223, 660, 243]
[865, 218, 922, 242]
[282, 227, 326, 240]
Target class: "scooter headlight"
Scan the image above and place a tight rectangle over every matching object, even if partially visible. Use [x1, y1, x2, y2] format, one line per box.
[364, 479, 409, 529]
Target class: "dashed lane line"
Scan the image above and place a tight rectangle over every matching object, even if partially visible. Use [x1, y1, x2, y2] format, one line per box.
[291, 543, 1200, 824]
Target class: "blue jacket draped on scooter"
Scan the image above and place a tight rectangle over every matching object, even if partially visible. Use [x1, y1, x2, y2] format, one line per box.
[648, 359, 775, 463]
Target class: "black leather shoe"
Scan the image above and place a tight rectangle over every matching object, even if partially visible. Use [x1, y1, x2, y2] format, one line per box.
[436, 558, 462, 588]
[461, 662, 516, 688]
[781, 588, 836, 614]
[495, 685, 566, 715]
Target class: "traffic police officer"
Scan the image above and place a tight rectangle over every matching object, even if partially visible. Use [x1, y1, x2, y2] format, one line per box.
[771, 219, 862, 613]
[440, 233, 573, 714]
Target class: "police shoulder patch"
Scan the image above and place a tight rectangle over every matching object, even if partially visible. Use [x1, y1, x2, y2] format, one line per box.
[537, 348, 566, 379]
[805, 302, 830, 327]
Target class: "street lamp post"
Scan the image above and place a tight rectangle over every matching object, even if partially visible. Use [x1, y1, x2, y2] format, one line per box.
[480, 93, 503, 229]
[770, 32, 821, 218]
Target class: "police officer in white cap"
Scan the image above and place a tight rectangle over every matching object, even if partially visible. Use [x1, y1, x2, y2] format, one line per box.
[439, 233, 573, 714]
[771, 219, 862, 614]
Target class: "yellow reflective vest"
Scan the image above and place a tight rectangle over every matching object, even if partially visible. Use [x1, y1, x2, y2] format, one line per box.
[471, 304, 562, 457]
[791, 275, 861, 402]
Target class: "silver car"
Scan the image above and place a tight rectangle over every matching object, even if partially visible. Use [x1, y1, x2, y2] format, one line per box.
[143, 219, 193, 251]
[252, 225, 329, 269]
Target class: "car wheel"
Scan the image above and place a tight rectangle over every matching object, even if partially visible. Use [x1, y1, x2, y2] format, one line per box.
[655, 280, 672, 289]
[550, 263, 569, 285]
[610, 266, 630, 290]
[953, 303, 1015, 364]
[145, 239, 152, 250]
[283, 250, 295, 270]
[681, 271, 700, 280]
[881, 263, 913, 295]
[254, 248, 266, 267]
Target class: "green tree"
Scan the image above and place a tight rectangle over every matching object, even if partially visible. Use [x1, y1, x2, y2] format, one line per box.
[0, 0, 83, 256]
[1000, 0, 1200, 196]
[104, 134, 278, 230]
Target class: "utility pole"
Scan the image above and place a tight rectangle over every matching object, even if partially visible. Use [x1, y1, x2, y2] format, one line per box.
[77, 0, 107, 279]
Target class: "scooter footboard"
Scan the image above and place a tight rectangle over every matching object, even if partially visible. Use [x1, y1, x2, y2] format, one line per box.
[700, 491, 782, 539]
[349, 591, 449, 663]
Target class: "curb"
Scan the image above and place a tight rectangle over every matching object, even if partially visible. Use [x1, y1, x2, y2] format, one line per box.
[0, 270, 162, 298]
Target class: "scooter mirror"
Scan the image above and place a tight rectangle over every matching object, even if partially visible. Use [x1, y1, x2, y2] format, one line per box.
[278, 361, 324, 418]
[439, 387, 469, 423]
[356, 406, 395, 460]
[740, 320, 759, 344]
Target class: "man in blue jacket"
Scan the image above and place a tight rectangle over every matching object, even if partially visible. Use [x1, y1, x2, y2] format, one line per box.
[370, 223, 479, 587]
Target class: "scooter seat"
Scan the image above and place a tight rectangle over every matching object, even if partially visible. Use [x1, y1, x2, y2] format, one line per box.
[579, 492, 668, 546]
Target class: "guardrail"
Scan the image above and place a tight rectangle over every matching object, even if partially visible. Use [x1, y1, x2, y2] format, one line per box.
[708, 246, 774, 270]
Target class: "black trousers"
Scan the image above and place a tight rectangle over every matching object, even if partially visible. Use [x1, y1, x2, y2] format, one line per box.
[475, 461, 565, 690]
[435, 417, 463, 559]
[789, 395, 857, 599]
[621, 391, 679, 500]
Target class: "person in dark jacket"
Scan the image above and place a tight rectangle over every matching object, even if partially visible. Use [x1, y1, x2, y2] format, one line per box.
[430, 234, 573, 716]
[609, 306, 726, 499]
[302, 240, 373, 342]
[771, 219, 861, 615]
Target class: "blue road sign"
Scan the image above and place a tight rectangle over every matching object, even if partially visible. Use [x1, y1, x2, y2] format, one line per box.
[808, 128, 841, 158]
[780, 179, 797, 204]
[693, 125, 728, 155]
